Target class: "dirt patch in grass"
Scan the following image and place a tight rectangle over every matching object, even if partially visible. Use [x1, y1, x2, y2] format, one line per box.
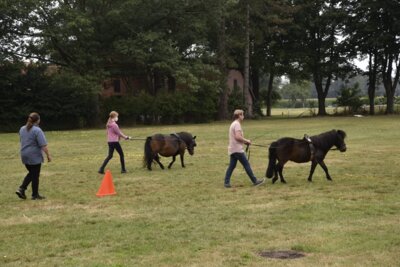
[258, 250, 305, 259]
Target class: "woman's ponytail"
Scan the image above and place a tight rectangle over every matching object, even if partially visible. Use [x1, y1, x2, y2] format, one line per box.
[26, 112, 40, 131]
[106, 111, 118, 127]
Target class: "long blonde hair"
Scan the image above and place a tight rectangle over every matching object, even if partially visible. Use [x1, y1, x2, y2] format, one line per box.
[26, 112, 40, 131]
[106, 111, 118, 126]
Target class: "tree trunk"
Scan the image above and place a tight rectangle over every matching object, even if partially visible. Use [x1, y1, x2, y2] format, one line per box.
[313, 72, 329, 116]
[316, 90, 326, 116]
[167, 75, 176, 93]
[367, 52, 378, 115]
[217, 7, 229, 120]
[243, 2, 253, 117]
[368, 89, 375, 115]
[153, 70, 164, 95]
[251, 67, 260, 100]
[218, 73, 229, 120]
[382, 54, 400, 114]
[386, 88, 395, 114]
[266, 69, 275, 117]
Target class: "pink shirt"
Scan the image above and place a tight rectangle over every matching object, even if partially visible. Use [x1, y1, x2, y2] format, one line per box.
[228, 120, 244, 155]
[107, 121, 127, 142]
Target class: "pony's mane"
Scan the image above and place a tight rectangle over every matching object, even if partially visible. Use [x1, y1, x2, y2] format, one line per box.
[337, 129, 347, 139]
[311, 130, 344, 150]
[177, 132, 193, 144]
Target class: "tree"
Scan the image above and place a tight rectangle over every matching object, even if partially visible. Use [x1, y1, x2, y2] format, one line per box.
[234, 0, 296, 116]
[211, 0, 230, 120]
[281, 80, 312, 107]
[291, 0, 354, 116]
[243, 1, 253, 117]
[345, 0, 400, 114]
[0, 0, 39, 61]
[335, 83, 363, 114]
[260, 0, 297, 116]
[378, 0, 400, 114]
[3, 0, 219, 90]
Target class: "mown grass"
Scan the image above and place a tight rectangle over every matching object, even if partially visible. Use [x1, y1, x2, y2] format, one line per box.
[1, 116, 399, 266]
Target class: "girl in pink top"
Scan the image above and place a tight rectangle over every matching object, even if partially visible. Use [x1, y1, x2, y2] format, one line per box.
[98, 111, 131, 174]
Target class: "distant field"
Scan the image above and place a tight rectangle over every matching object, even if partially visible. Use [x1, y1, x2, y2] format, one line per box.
[1, 116, 399, 266]
[266, 104, 398, 117]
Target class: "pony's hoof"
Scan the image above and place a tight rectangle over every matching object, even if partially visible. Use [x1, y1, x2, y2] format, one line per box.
[307, 179, 312, 182]
[281, 180, 287, 184]
[272, 178, 277, 184]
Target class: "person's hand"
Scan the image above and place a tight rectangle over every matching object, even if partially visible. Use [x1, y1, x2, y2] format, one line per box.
[244, 139, 251, 145]
[126, 136, 132, 140]
[47, 155, 52, 162]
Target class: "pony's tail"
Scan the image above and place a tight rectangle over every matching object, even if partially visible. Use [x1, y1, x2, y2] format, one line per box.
[266, 142, 277, 178]
[143, 137, 153, 170]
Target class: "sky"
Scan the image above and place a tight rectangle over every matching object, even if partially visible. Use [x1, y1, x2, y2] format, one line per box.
[354, 58, 368, 71]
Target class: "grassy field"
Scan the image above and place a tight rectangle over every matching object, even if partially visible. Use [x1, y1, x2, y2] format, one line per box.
[1, 116, 399, 266]
[267, 105, 398, 117]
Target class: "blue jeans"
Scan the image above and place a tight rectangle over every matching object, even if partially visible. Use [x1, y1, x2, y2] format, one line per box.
[224, 152, 257, 185]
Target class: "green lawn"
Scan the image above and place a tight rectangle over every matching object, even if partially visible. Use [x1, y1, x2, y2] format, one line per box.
[1, 116, 399, 266]
[268, 105, 397, 117]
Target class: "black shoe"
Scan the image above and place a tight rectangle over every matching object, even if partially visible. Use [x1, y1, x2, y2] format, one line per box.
[32, 195, 46, 200]
[98, 169, 105, 174]
[224, 184, 232, 188]
[15, 188, 26, 200]
[253, 179, 265, 187]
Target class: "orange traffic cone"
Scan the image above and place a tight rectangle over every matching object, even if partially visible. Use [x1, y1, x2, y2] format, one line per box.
[96, 170, 116, 197]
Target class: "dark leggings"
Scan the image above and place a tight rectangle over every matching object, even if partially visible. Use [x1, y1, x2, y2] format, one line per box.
[20, 164, 41, 197]
[99, 142, 126, 172]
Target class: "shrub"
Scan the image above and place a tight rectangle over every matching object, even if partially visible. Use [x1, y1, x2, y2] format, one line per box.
[46, 71, 100, 129]
[228, 85, 245, 114]
[0, 63, 99, 131]
[335, 84, 363, 114]
[100, 89, 218, 125]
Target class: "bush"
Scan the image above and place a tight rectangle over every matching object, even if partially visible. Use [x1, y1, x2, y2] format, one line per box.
[228, 86, 244, 114]
[100, 96, 143, 125]
[46, 71, 100, 129]
[100, 89, 218, 125]
[1, 61, 220, 131]
[0, 63, 99, 131]
[335, 84, 363, 114]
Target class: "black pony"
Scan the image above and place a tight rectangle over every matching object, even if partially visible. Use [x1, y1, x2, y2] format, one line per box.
[266, 129, 347, 183]
[144, 132, 197, 170]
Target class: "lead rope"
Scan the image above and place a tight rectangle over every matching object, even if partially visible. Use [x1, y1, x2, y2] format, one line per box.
[245, 144, 251, 161]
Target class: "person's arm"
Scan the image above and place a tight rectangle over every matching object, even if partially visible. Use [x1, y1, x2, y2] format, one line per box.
[234, 130, 251, 145]
[42, 145, 51, 162]
[36, 129, 51, 162]
[113, 124, 129, 140]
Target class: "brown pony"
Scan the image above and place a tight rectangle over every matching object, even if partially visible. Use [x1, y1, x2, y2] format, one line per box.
[266, 129, 347, 183]
[144, 132, 197, 170]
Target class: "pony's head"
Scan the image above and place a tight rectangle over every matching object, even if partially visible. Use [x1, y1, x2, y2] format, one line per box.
[335, 129, 347, 152]
[178, 132, 197, 155]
